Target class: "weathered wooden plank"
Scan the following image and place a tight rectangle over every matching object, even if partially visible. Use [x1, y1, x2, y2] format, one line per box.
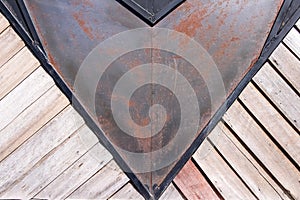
[0, 67, 54, 131]
[223, 102, 300, 199]
[174, 159, 219, 200]
[110, 183, 144, 200]
[2, 125, 99, 198]
[269, 43, 300, 92]
[35, 142, 112, 199]
[284, 28, 300, 58]
[0, 86, 69, 162]
[239, 82, 300, 166]
[210, 123, 285, 200]
[0, 106, 84, 194]
[193, 140, 256, 200]
[0, 14, 9, 33]
[160, 183, 184, 200]
[253, 63, 300, 130]
[0, 47, 40, 99]
[296, 19, 300, 30]
[0, 27, 24, 67]
[68, 160, 129, 199]
[221, 120, 290, 200]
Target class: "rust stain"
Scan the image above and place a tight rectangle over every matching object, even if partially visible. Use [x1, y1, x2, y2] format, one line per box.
[73, 12, 94, 40]
[174, 8, 207, 38]
[230, 37, 240, 42]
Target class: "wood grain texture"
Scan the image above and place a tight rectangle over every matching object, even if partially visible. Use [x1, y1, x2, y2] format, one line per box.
[220, 121, 290, 200]
[0, 106, 84, 195]
[239, 82, 300, 166]
[160, 183, 184, 200]
[0, 85, 69, 162]
[253, 63, 300, 130]
[269, 43, 300, 92]
[284, 28, 300, 58]
[0, 47, 40, 99]
[68, 160, 129, 199]
[110, 183, 144, 200]
[193, 140, 256, 200]
[0, 27, 24, 67]
[0, 13, 9, 33]
[223, 102, 300, 199]
[35, 142, 112, 199]
[0, 67, 54, 131]
[174, 159, 219, 200]
[210, 123, 285, 200]
[2, 125, 98, 198]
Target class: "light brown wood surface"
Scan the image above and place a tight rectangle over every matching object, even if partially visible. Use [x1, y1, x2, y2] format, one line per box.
[0, 85, 69, 162]
[0, 27, 24, 67]
[68, 160, 129, 199]
[239, 82, 300, 166]
[0, 13, 9, 33]
[0, 47, 40, 99]
[223, 102, 300, 200]
[253, 63, 300, 130]
[269, 43, 300, 92]
[284, 28, 300, 59]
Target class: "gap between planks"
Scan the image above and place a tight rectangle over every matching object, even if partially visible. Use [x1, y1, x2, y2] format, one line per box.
[223, 101, 300, 199]
[0, 27, 24, 67]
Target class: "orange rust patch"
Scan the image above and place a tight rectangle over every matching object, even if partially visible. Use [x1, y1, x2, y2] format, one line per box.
[231, 37, 240, 42]
[174, 9, 207, 38]
[73, 12, 94, 40]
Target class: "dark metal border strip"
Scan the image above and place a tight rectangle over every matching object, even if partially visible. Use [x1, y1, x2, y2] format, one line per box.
[2, 0, 44, 52]
[0, 0, 299, 199]
[116, 0, 185, 26]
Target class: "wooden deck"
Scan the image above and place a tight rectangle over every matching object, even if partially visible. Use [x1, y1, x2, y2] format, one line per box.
[0, 12, 299, 199]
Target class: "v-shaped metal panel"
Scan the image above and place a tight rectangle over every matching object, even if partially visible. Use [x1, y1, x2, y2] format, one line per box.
[1, 0, 298, 199]
[118, 0, 185, 25]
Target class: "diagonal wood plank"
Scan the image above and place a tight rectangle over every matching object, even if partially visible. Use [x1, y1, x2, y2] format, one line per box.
[269, 43, 300, 92]
[174, 159, 220, 200]
[209, 122, 286, 200]
[0, 13, 9, 33]
[239, 82, 300, 166]
[35, 142, 112, 199]
[219, 121, 290, 200]
[0, 67, 54, 131]
[0, 27, 24, 67]
[1, 125, 99, 198]
[223, 102, 300, 199]
[284, 28, 300, 59]
[110, 183, 144, 200]
[160, 183, 184, 200]
[68, 160, 129, 199]
[0, 47, 40, 99]
[253, 63, 300, 130]
[0, 106, 84, 195]
[0, 85, 69, 162]
[193, 140, 256, 200]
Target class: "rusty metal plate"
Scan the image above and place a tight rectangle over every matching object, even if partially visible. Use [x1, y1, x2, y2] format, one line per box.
[0, 0, 286, 199]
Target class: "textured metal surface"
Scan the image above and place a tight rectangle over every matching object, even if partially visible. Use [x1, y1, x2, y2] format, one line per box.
[14, 0, 283, 198]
